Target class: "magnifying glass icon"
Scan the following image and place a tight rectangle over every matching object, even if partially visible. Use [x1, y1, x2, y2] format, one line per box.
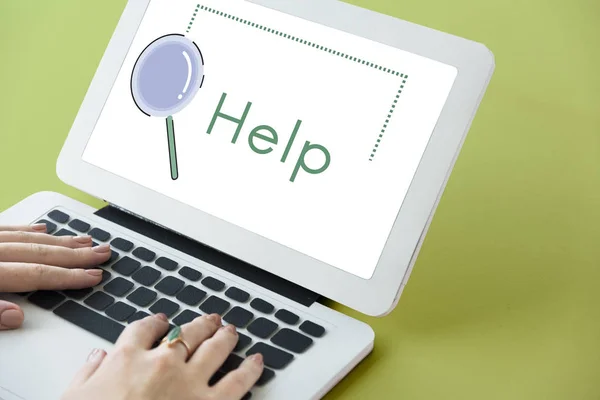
[131, 34, 205, 180]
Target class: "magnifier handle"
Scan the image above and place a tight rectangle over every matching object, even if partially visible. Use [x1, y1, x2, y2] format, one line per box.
[166, 116, 179, 180]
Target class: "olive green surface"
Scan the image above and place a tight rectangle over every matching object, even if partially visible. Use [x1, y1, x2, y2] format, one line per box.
[1, 1, 599, 399]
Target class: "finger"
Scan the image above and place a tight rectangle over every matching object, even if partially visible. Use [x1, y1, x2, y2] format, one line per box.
[189, 323, 238, 378]
[68, 348, 107, 386]
[157, 314, 222, 361]
[0, 231, 93, 249]
[0, 224, 47, 233]
[212, 354, 264, 398]
[0, 300, 24, 330]
[0, 243, 111, 267]
[116, 313, 170, 350]
[0, 263, 103, 292]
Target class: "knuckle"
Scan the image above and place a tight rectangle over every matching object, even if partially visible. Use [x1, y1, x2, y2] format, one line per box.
[128, 318, 145, 330]
[212, 336, 232, 353]
[75, 247, 90, 259]
[133, 315, 159, 330]
[33, 264, 46, 278]
[229, 372, 249, 391]
[201, 391, 218, 400]
[201, 316, 220, 330]
[153, 352, 176, 372]
[117, 343, 137, 357]
[16, 231, 29, 242]
[30, 243, 47, 257]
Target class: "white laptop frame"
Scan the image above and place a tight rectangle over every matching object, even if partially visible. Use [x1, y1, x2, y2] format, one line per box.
[57, 0, 494, 317]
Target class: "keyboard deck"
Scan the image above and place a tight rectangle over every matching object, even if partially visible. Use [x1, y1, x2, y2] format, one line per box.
[24, 208, 327, 399]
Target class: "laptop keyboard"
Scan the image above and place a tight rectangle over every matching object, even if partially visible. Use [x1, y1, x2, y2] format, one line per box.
[25, 208, 327, 399]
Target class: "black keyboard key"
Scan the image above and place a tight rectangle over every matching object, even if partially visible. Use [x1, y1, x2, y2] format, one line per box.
[132, 266, 161, 286]
[54, 228, 76, 237]
[202, 276, 225, 292]
[299, 320, 325, 338]
[101, 250, 119, 267]
[207, 370, 252, 400]
[220, 353, 243, 373]
[112, 256, 141, 276]
[111, 237, 134, 252]
[225, 287, 250, 303]
[256, 368, 275, 386]
[99, 270, 112, 285]
[63, 287, 93, 300]
[246, 343, 293, 370]
[178, 266, 202, 281]
[208, 369, 253, 400]
[247, 318, 278, 339]
[68, 219, 90, 233]
[36, 219, 57, 234]
[234, 333, 252, 352]
[275, 309, 299, 325]
[149, 298, 180, 318]
[89, 227, 110, 242]
[209, 370, 225, 386]
[199, 296, 230, 315]
[250, 298, 274, 314]
[104, 277, 134, 297]
[132, 247, 155, 262]
[92, 241, 99, 247]
[271, 328, 313, 353]
[173, 310, 201, 326]
[223, 307, 254, 328]
[54, 300, 124, 343]
[48, 209, 69, 223]
[155, 256, 178, 271]
[105, 302, 136, 322]
[127, 287, 157, 307]
[84, 292, 115, 311]
[176, 286, 206, 306]
[128, 311, 150, 324]
[155, 276, 184, 296]
[28, 291, 65, 310]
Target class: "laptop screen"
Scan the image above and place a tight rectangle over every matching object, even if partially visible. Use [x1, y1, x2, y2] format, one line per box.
[82, 0, 457, 280]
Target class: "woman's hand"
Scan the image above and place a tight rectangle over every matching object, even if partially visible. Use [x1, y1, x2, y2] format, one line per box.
[0, 224, 111, 330]
[62, 313, 264, 400]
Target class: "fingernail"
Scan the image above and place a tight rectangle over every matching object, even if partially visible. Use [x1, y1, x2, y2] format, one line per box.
[31, 223, 47, 232]
[93, 244, 111, 253]
[73, 235, 92, 244]
[207, 314, 221, 324]
[86, 269, 104, 276]
[155, 313, 168, 322]
[87, 348, 99, 361]
[87, 348, 105, 362]
[224, 324, 237, 334]
[0, 309, 24, 329]
[249, 353, 263, 365]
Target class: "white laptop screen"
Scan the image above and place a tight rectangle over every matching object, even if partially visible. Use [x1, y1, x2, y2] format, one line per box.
[82, 0, 457, 280]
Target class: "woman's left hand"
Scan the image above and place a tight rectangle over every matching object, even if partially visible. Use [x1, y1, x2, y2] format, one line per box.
[0, 224, 112, 330]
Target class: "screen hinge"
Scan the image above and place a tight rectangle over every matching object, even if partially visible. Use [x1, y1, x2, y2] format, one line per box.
[96, 203, 320, 307]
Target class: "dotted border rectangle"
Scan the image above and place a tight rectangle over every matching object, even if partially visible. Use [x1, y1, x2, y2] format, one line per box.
[188, 3, 409, 161]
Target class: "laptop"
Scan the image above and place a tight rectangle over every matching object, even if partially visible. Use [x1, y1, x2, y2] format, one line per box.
[0, 0, 494, 398]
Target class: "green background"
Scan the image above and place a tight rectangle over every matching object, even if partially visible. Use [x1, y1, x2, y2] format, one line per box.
[1, 1, 599, 399]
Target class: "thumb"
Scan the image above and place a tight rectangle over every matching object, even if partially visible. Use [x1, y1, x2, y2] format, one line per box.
[69, 348, 107, 387]
[0, 300, 24, 330]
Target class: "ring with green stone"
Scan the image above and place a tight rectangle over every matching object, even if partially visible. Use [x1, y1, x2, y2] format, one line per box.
[160, 326, 192, 358]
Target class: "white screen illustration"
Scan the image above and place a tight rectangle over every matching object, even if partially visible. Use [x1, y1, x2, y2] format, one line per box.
[83, 0, 457, 279]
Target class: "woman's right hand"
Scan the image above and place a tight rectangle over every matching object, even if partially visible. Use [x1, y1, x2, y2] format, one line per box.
[62, 313, 264, 400]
